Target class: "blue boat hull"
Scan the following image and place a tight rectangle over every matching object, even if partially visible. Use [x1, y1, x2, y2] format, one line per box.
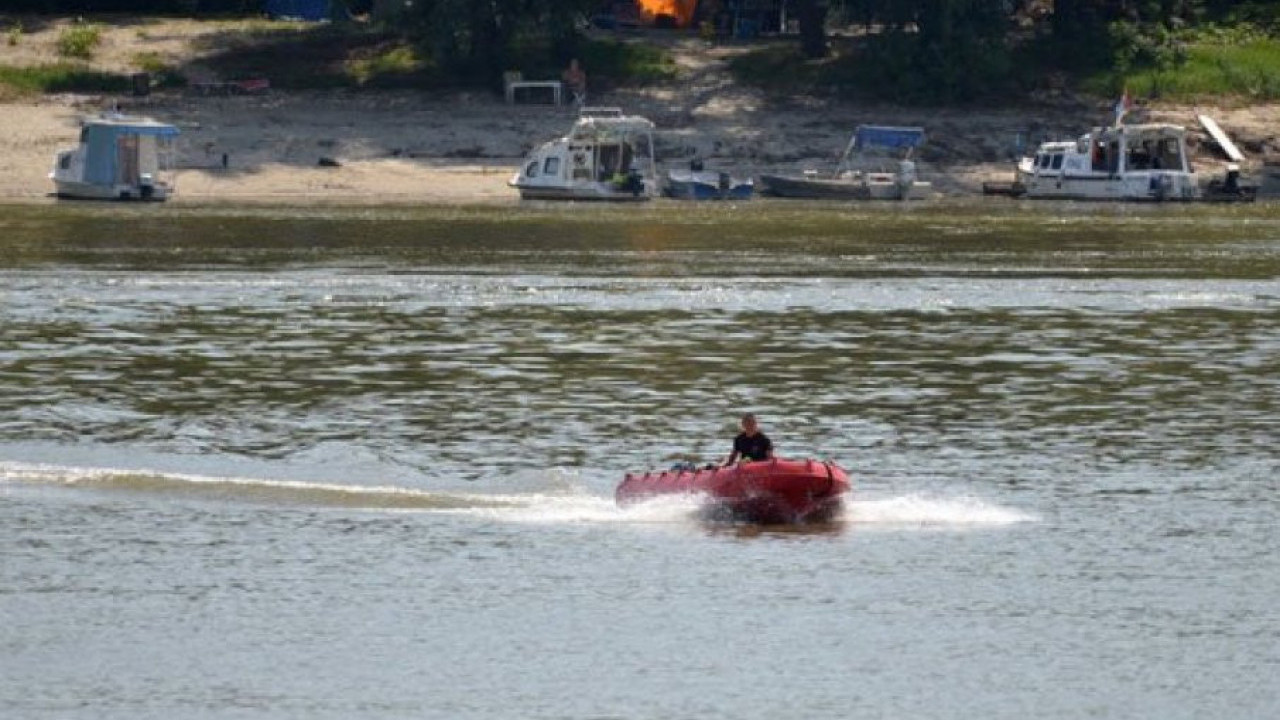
[663, 171, 754, 201]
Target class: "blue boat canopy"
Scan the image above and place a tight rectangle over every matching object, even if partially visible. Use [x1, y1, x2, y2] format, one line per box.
[853, 125, 926, 150]
[265, 0, 336, 22]
[81, 118, 179, 186]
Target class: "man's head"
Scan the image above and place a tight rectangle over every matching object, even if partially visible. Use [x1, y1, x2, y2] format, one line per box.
[740, 413, 758, 435]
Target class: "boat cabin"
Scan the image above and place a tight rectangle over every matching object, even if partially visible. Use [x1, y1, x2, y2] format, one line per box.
[1017, 123, 1198, 201]
[50, 114, 179, 201]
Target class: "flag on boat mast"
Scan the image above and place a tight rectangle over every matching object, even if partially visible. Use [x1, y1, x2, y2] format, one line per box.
[1114, 88, 1132, 125]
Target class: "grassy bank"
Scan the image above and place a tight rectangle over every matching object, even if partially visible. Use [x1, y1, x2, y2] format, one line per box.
[0, 63, 129, 98]
[1096, 34, 1280, 102]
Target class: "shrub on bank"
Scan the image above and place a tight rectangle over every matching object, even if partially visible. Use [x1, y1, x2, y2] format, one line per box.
[56, 22, 102, 59]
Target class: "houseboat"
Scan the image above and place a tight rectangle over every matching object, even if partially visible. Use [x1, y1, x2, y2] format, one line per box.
[50, 114, 179, 201]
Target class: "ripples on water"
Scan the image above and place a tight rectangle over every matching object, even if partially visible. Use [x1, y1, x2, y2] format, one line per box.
[2, 202, 1278, 718]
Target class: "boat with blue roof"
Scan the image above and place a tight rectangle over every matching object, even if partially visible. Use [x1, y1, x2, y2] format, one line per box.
[760, 125, 931, 200]
[50, 113, 179, 201]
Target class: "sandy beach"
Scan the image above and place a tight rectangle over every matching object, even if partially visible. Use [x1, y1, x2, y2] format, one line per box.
[3, 22, 1278, 205]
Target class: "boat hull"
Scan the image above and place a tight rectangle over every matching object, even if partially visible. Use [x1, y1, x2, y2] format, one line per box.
[52, 179, 172, 201]
[510, 180, 651, 202]
[759, 174, 930, 200]
[1014, 169, 1200, 201]
[663, 171, 754, 201]
[617, 458, 851, 524]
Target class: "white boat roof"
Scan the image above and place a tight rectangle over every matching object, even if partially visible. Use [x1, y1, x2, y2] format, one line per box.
[567, 114, 655, 141]
[1095, 123, 1187, 139]
[83, 112, 177, 131]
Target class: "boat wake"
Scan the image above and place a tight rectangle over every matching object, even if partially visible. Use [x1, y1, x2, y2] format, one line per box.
[847, 493, 1038, 527]
[0, 461, 702, 523]
[0, 461, 513, 512]
[2, 462, 1035, 528]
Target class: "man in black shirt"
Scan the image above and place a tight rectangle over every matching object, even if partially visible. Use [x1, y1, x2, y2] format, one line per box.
[724, 413, 774, 465]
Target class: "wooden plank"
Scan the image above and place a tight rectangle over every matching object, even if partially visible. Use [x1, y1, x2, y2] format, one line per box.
[1198, 114, 1246, 163]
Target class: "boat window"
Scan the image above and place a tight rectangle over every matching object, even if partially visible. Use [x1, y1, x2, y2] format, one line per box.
[1155, 139, 1181, 170]
[59, 153, 71, 170]
[1050, 154, 1064, 170]
[525, 161, 538, 178]
[543, 156, 560, 176]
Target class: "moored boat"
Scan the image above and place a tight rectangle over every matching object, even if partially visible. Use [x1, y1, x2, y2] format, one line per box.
[1015, 122, 1200, 201]
[50, 113, 179, 201]
[509, 107, 658, 201]
[663, 169, 754, 200]
[759, 125, 932, 201]
[616, 458, 851, 524]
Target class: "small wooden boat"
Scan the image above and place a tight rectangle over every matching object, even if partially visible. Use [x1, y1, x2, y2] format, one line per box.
[616, 458, 850, 524]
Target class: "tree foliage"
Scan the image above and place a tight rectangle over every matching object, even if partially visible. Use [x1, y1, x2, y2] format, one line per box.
[779, 0, 1273, 102]
[386, 0, 597, 86]
[4, 0, 1276, 100]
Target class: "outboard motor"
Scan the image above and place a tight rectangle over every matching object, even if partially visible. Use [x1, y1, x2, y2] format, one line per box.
[1150, 173, 1173, 200]
[895, 159, 917, 200]
[1225, 163, 1241, 195]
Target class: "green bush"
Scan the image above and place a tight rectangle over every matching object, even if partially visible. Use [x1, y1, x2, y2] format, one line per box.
[57, 23, 103, 60]
[346, 43, 430, 86]
[132, 51, 167, 74]
[130, 52, 187, 89]
[6, 22, 22, 47]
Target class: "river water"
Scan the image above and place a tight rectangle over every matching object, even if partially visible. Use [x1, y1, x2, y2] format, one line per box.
[2, 201, 1278, 719]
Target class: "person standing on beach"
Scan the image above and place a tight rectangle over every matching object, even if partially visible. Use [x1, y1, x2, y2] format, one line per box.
[562, 58, 587, 107]
[724, 413, 774, 465]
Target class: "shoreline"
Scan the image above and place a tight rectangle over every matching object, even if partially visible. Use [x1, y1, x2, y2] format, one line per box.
[3, 18, 1278, 209]
[3, 88, 1277, 208]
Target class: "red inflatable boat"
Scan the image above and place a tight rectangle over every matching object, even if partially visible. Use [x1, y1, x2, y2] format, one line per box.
[616, 458, 851, 524]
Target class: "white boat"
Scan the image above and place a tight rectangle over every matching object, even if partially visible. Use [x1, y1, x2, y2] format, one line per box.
[509, 108, 658, 201]
[760, 125, 932, 200]
[50, 114, 179, 201]
[1015, 123, 1199, 201]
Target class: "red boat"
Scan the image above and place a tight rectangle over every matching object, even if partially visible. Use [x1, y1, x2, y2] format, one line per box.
[616, 458, 851, 524]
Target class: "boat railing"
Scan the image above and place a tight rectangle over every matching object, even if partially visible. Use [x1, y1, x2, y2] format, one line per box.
[579, 106, 624, 118]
